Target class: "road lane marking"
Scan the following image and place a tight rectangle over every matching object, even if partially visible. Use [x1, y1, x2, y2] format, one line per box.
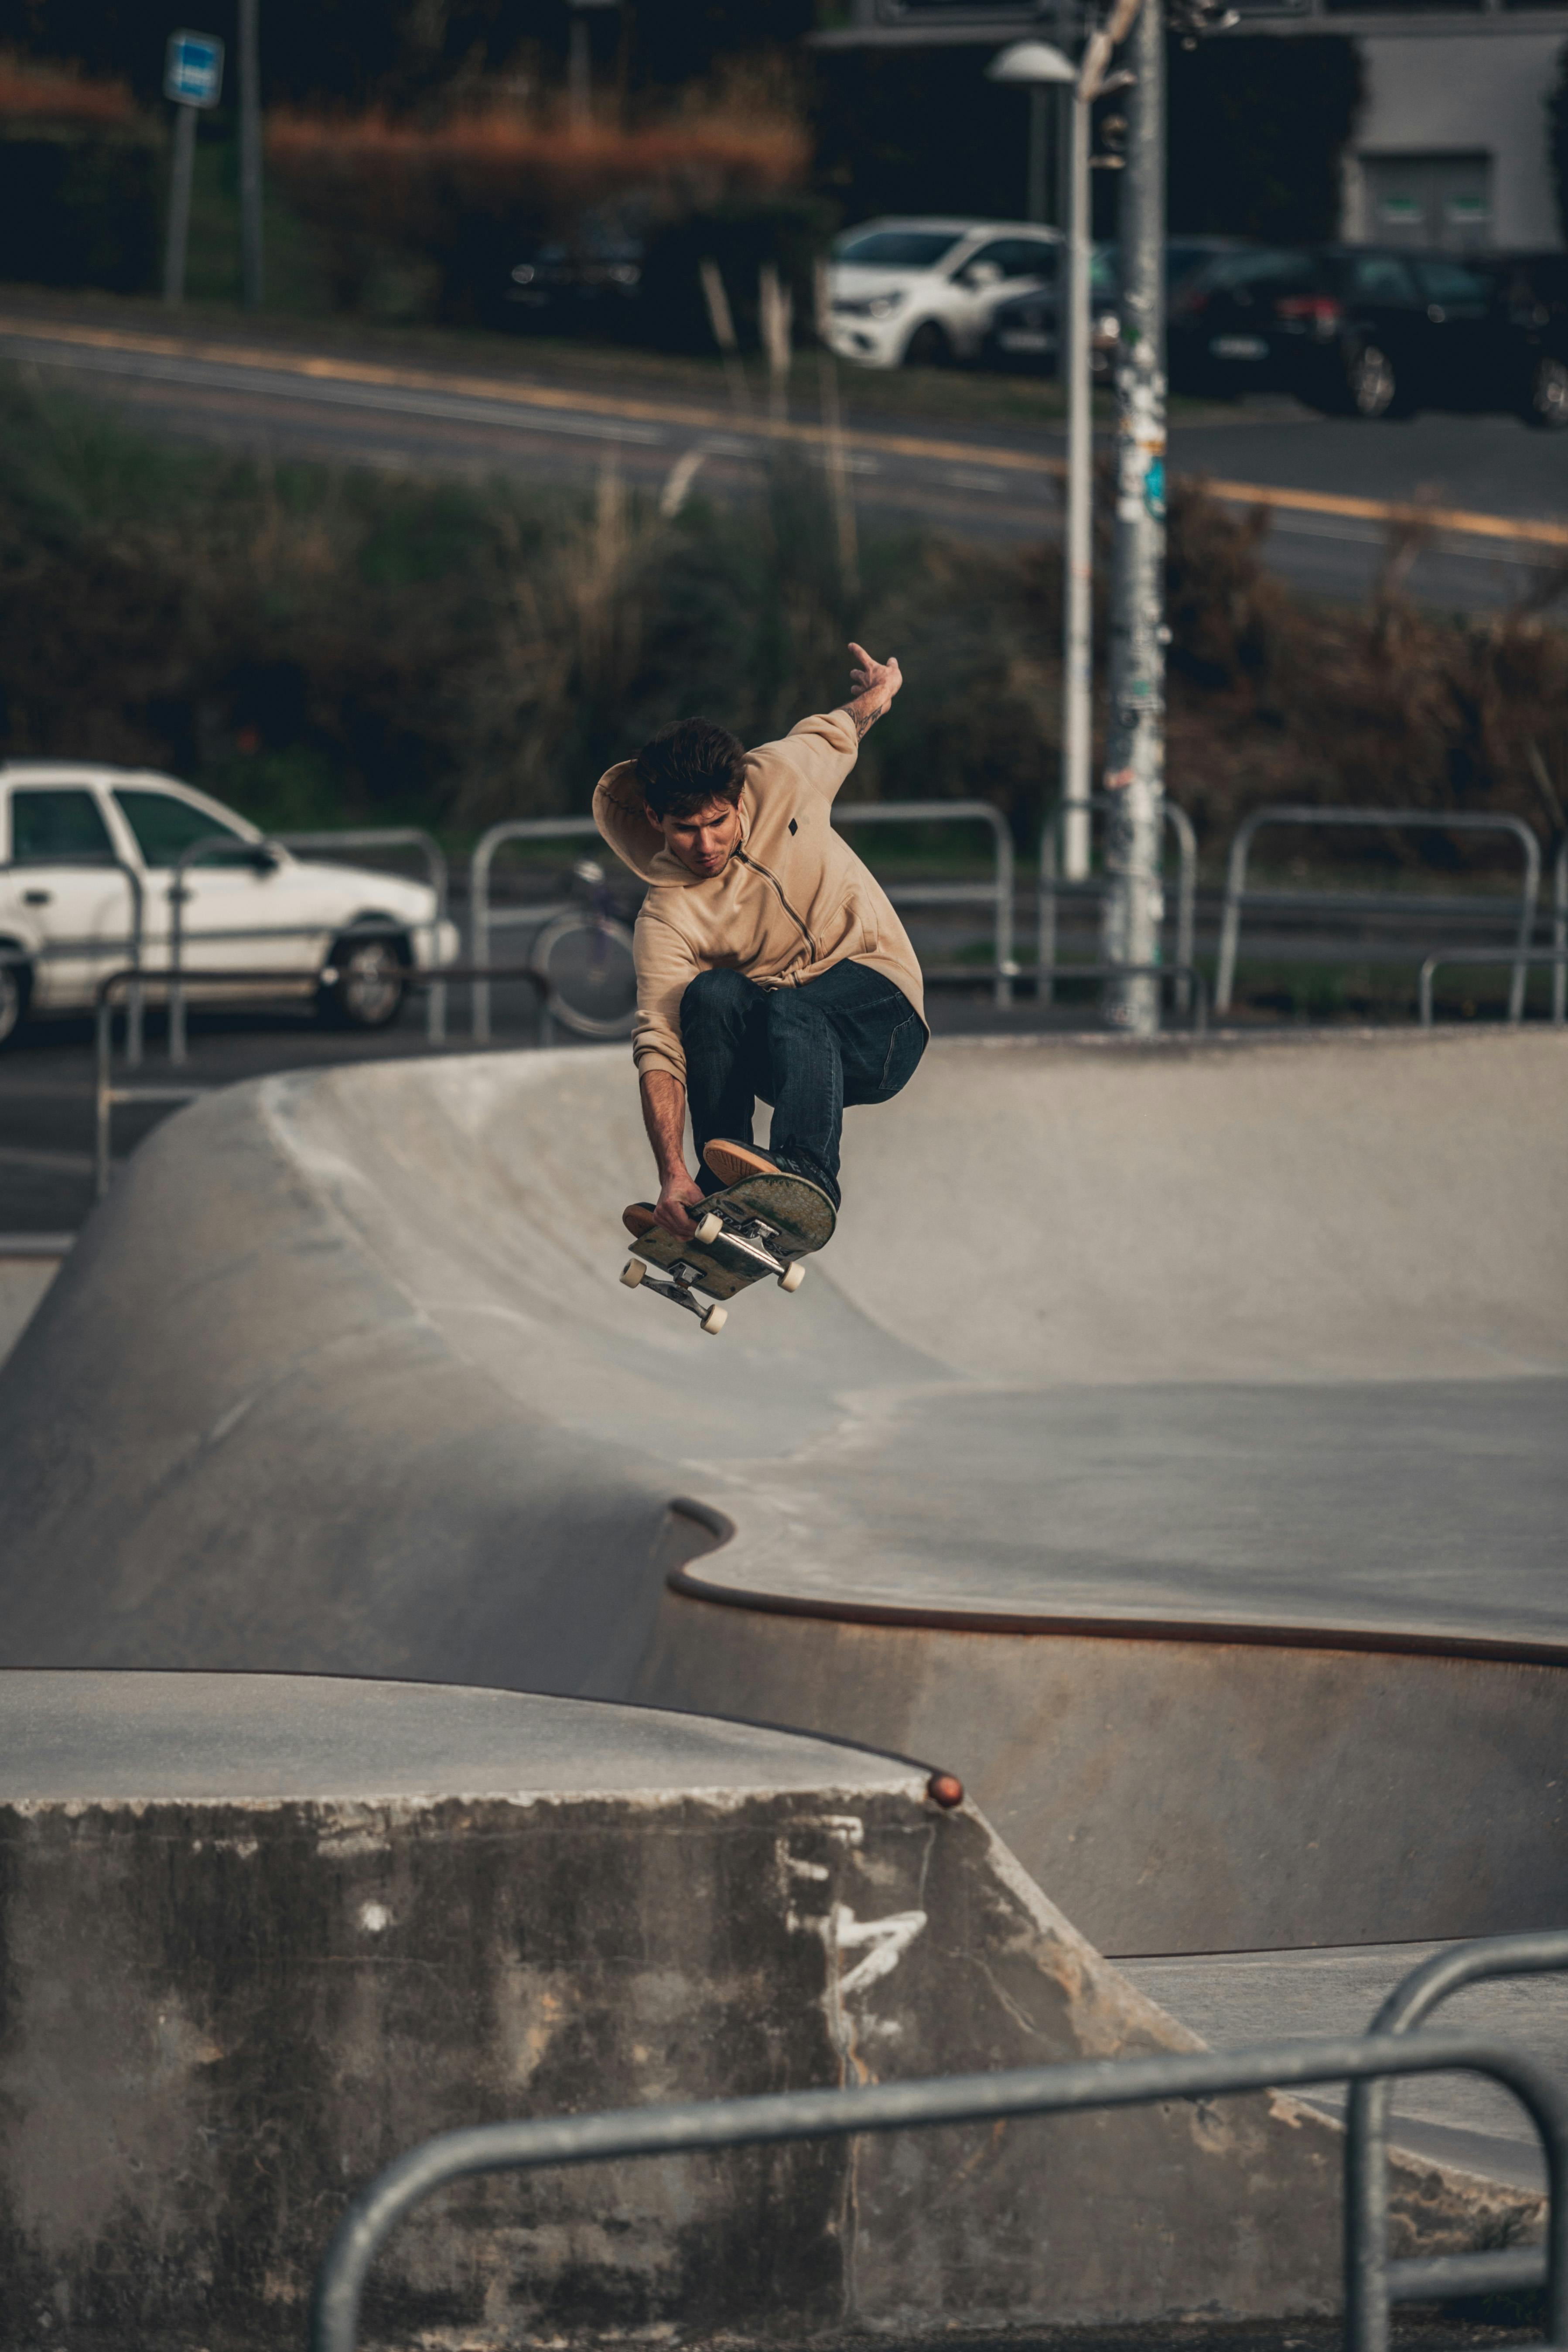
[2, 313, 1562, 551]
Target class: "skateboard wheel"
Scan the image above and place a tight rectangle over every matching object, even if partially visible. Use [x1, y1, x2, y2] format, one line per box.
[694, 1211, 723, 1247]
[778, 1262, 806, 1293]
[620, 1259, 646, 1288]
[699, 1303, 728, 1336]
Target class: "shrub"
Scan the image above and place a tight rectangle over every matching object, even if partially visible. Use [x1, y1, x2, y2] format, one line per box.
[0, 367, 1563, 871]
[0, 52, 158, 292]
[265, 96, 810, 319]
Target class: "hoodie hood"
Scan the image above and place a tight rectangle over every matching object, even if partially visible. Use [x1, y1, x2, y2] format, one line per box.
[593, 759, 749, 889]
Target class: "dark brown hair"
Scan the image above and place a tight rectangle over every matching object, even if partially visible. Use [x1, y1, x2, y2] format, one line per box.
[633, 718, 747, 820]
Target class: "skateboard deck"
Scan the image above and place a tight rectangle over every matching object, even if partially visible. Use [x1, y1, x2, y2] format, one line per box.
[620, 1170, 836, 1335]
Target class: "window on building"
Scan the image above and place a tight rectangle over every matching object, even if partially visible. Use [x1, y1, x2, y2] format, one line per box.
[1360, 154, 1493, 252]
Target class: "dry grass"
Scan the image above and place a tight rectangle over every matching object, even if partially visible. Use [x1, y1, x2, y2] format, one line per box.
[265, 93, 808, 310]
[0, 50, 136, 127]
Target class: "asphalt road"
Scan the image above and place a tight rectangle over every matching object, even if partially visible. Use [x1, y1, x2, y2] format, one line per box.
[1, 307, 1562, 614]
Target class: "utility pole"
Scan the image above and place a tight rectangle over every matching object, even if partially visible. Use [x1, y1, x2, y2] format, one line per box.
[237, 0, 263, 309]
[1098, 0, 1167, 1034]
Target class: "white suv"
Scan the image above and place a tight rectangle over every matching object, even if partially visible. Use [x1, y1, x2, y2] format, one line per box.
[827, 216, 1063, 370]
[0, 763, 459, 1045]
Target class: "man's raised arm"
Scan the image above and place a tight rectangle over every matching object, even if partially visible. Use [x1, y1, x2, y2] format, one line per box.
[839, 642, 902, 739]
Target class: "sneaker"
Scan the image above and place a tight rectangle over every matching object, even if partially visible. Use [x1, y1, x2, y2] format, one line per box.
[622, 1201, 657, 1237]
[701, 1138, 781, 1189]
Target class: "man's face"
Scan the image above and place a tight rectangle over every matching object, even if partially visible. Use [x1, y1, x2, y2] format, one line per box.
[648, 793, 742, 880]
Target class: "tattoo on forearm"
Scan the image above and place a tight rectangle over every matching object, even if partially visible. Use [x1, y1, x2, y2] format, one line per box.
[843, 698, 882, 740]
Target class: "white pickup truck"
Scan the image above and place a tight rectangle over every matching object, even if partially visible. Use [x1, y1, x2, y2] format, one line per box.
[0, 762, 458, 1044]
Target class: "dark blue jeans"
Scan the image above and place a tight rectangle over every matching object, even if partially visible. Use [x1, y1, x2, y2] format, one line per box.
[679, 961, 926, 1207]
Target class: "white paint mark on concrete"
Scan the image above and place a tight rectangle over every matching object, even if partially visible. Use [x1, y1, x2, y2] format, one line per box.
[832, 1904, 927, 1999]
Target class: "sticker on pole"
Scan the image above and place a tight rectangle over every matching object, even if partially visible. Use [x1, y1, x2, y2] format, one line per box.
[1144, 456, 1166, 520]
[164, 30, 225, 107]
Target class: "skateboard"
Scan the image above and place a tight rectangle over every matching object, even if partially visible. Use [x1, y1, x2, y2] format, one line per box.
[619, 1170, 837, 1336]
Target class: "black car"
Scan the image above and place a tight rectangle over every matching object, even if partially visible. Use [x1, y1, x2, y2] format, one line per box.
[1168, 243, 1544, 422]
[981, 238, 1223, 378]
[1479, 252, 1568, 430]
[499, 216, 644, 331]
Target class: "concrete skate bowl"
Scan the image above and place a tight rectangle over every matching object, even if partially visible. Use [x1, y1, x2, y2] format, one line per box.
[0, 1028, 1564, 1975]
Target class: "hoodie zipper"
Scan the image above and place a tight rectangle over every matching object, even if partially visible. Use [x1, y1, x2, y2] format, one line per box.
[734, 848, 817, 961]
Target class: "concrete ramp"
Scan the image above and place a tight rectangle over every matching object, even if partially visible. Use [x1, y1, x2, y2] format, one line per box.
[0, 1670, 1535, 2342]
[0, 1031, 1563, 1959]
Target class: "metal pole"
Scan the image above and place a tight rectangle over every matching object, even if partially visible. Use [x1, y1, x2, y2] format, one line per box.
[1099, 0, 1167, 1035]
[1027, 87, 1049, 222]
[238, 0, 263, 310]
[1062, 85, 1093, 883]
[162, 102, 198, 307]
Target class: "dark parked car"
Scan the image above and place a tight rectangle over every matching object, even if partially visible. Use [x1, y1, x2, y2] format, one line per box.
[981, 238, 1235, 378]
[1168, 243, 1554, 423]
[498, 216, 644, 331]
[1479, 252, 1568, 430]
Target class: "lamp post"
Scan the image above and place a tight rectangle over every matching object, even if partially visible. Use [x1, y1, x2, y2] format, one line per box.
[987, 40, 1091, 884]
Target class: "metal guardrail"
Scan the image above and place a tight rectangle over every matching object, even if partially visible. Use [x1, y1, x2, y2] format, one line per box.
[1037, 797, 1196, 1014]
[470, 818, 603, 1044]
[1216, 807, 1543, 1021]
[1418, 946, 1568, 1029]
[308, 2027, 1568, 2352]
[93, 962, 545, 1197]
[832, 801, 1016, 1007]
[279, 829, 450, 1044]
[1348, 1931, 1568, 2352]
[0, 859, 147, 1064]
[471, 805, 1018, 1030]
[162, 828, 451, 1063]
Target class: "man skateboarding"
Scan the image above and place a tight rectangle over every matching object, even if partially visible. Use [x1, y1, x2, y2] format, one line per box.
[594, 646, 927, 1241]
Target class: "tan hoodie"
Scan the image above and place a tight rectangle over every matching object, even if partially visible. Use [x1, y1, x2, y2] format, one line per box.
[593, 710, 927, 1090]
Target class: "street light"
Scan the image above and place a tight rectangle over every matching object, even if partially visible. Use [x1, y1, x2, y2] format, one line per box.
[987, 39, 1092, 883]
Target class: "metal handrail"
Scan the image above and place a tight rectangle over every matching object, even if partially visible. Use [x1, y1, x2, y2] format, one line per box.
[1418, 946, 1568, 1028]
[470, 818, 603, 1043]
[308, 2029, 1568, 2352]
[160, 827, 451, 1061]
[1037, 796, 1196, 1014]
[0, 858, 147, 1065]
[1216, 806, 1542, 1021]
[93, 961, 547, 1197]
[278, 828, 450, 1044]
[1347, 1932, 1568, 2352]
[834, 800, 1015, 1007]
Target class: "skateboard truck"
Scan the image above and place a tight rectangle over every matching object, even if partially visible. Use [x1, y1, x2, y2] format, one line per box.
[692, 1210, 806, 1292]
[619, 1256, 729, 1336]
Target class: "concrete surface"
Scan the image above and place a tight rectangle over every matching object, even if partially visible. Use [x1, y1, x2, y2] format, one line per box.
[0, 1029, 1560, 1959]
[0, 1254, 57, 1362]
[4, 1669, 1530, 2346]
[1123, 1945, 1568, 2194]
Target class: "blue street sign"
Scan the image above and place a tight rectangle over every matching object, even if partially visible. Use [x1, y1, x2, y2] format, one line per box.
[164, 30, 225, 108]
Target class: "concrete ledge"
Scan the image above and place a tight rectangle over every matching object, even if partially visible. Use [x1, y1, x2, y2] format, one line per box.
[0, 1674, 1537, 2347]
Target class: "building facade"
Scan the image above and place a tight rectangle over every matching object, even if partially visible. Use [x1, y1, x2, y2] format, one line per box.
[814, 0, 1566, 251]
